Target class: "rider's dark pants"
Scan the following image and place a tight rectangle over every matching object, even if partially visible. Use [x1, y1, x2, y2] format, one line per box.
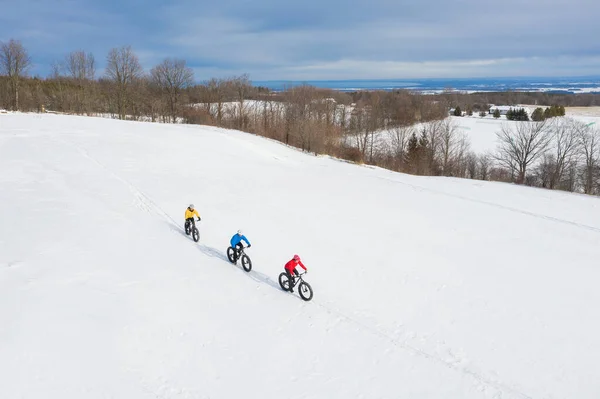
[186, 218, 195, 228]
[286, 269, 299, 291]
[234, 242, 243, 259]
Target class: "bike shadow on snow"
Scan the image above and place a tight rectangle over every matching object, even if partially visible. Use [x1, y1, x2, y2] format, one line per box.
[246, 269, 283, 292]
[164, 221, 290, 296]
[164, 221, 230, 263]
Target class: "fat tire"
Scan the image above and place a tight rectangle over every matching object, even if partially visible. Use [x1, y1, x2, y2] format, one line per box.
[241, 255, 252, 272]
[298, 281, 313, 301]
[192, 227, 199, 242]
[185, 222, 191, 235]
[278, 272, 291, 291]
[226, 247, 237, 263]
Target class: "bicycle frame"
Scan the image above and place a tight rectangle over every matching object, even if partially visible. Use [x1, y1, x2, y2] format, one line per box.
[291, 272, 306, 284]
[185, 219, 198, 229]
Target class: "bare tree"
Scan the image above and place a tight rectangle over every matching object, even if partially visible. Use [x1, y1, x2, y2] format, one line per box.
[495, 121, 552, 184]
[578, 124, 600, 194]
[466, 152, 477, 179]
[454, 133, 471, 177]
[387, 125, 414, 170]
[232, 74, 252, 130]
[334, 93, 352, 131]
[348, 98, 383, 163]
[203, 78, 228, 125]
[439, 119, 463, 176]
[65, 50, 95, 114]
[284, 84, 317, 150]
[420, 120, 443, 174]
[150, 58, 194, 123]
[105, 46, 143, 119]
[478, 153, 491, 180]
[66, 50, 95, 81]
[0, 39, 32, 110]
[548, 118, 581, 189]
[534, 153, 555, 188]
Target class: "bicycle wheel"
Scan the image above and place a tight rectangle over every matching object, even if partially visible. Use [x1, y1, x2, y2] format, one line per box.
[298, 281, 313, 301]
[192, 227, 199, 242]
[184, 222, 190, 235]
[241, 254, 252, 272]
[226, 247, 236, 263]
[278, 272, 291, 291]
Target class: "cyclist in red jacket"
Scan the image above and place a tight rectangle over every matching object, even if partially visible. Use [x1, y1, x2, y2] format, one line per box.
[284, 254, 307, 292]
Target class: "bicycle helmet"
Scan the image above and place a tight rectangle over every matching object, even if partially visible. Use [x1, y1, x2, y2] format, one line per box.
[293, 254, 300, 261]
[237, 229, 243, 235]
[189, 204, 194, 209]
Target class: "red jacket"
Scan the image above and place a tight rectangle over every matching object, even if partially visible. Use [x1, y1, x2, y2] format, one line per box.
[285, 258, 307, 273]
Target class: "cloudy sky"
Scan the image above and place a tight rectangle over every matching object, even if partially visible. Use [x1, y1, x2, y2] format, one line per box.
[1, 0, 599, 81]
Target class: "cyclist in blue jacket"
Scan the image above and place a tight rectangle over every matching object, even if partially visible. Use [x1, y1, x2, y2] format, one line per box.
[231, 230, 251, 259]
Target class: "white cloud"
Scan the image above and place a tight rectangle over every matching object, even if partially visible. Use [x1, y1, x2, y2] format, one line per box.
[203, 56, 600, 80]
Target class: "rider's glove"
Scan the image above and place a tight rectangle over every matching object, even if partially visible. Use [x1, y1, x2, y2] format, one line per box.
[197, 218, 201, 221]
[248, 244, 251, 247]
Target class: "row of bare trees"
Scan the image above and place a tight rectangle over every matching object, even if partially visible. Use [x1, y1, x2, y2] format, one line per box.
[186, 81, 447, 158]
[495, 118, 600, 193]
[1, 40, 195, 121]
[355, 114, 600, 196]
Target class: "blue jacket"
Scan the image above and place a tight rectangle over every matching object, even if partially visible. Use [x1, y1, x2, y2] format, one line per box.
[231, 234, 250, 247]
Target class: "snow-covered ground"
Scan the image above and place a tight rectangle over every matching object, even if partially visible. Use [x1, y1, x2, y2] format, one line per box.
[1, 113, 600, 399]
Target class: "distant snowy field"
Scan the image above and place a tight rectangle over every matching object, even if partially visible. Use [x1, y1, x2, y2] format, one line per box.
[361, 107, 600, 155]
[449, 107, 600, 154]
[1, 113, 600, 399]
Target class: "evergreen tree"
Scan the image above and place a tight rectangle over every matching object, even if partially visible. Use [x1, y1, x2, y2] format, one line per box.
[517, 108, 529, 121]
[453, 106, 462, 117]
[507, 108, 529, 121]
[479, 110, 487, 118]
[493, 109, 501, 118]
[531, 107, 545, 121]
[407, 132, 419, 154]
[506, 109, 514, 120]
[405, 132, 420, 172]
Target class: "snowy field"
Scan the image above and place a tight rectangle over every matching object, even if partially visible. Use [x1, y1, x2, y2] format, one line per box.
[450, 108, 600, 154]
[1, 113, 600, 399]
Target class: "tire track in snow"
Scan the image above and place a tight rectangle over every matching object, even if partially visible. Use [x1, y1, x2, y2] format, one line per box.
[52, 136, 185, 233]
[375, 175, 600, 234]
[314, 302, 533, 399]
[53, 137, 239, 264]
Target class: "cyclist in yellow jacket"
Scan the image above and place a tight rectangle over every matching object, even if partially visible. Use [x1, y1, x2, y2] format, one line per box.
[185, 204, 201, 231]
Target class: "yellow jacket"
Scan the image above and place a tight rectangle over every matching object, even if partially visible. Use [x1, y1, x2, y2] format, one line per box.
[185, 208, 200, 219]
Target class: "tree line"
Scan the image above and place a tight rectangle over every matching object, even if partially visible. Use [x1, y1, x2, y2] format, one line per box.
[0, 39, 448, 158]
[2, 39, 600, 196]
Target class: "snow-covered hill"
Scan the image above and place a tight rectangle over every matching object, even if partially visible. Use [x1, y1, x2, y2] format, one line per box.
[1, 113, 599, 399]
